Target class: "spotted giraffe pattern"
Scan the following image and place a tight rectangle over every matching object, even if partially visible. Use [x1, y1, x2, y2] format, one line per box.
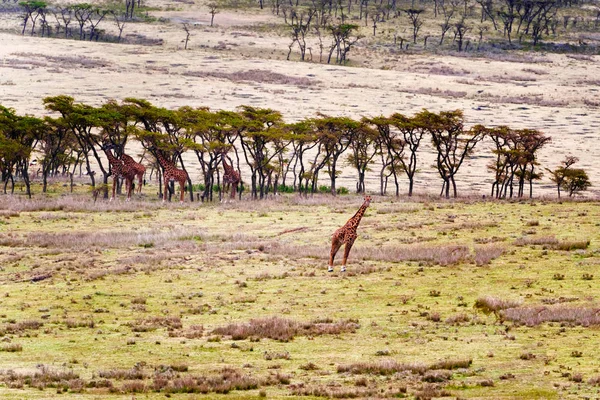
[221, 153, 240, 199]
[329, 196, 372, 272]
[153, 148, 189, 202]
[101, 143, 136, 201]
[120, 152, 146, 194]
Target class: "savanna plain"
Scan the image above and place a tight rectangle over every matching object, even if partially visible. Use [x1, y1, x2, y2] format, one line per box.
[1, 193, 600, 400]
[2, 0, 600, 398]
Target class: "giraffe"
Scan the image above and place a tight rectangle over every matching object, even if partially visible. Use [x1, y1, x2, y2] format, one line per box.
[120, 152, 146, 194]
[101, 143, 136, 201]
[221, 152, 241, 199]
[328, 195, 372, 272]
[152, 147, 188, 202]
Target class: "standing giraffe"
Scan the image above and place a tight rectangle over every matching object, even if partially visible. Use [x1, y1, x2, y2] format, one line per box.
[152, 147, 188, 202]
[120, 152, 146, 194]
[101, 143, 136, 201]
[329, 196, 372, 272]
[221, 152, 241, 199]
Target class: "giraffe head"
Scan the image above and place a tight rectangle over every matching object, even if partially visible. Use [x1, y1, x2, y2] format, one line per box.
[100, 142, 116, 152]
[363, 195, 372, 207]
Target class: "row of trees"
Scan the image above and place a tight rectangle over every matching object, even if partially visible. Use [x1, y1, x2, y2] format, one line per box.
[274, 0, 599, 61]
[0, 97, 590, 201]
[15, 0, 142, 42]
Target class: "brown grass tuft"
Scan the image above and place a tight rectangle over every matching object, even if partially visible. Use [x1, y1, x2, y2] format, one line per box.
[474, 296, 522, 315]
[212, 316, 359, 342]
[514, 236, 589, 250]
[501, 305, 600, 326]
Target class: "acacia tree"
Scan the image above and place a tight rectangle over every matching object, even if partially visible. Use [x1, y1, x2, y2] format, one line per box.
[313, 115, 360, 195]
[391, 113, 426, 196]
[364, 116, 404, 196]
[561, 168, 591, 197]
[347, 121, 378, 194]
[327, 22, 362, 64]
[419, 110, 486, 198]
[404, 8, 424, 43]
[188, 109, 240, 202]
[546, 155, 578, 199]
[43, 96, 110, 191]
[514, 129, 550, 198]
[0, 106, 42, 197]
[19, 0, 46, 35]
[237, 106, 287, 199]
[285, 120, 319, 195]
[39, 117, 73, 192]
[284, 6, 317, 61]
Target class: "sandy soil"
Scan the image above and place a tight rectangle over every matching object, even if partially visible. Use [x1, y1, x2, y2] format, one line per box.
[1, 4, 599, 197]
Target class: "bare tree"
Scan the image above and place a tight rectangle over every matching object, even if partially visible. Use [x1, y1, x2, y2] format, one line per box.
[453, 17, 470, 51]
[208, 2, 219, 26]
[182, 23, 191, 49]
[404, 8, 424, 43]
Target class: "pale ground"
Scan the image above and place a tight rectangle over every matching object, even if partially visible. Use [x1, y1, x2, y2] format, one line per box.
[1, 2, 599, 197]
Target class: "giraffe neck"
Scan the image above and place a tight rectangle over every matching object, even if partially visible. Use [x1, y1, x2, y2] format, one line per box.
[348, 202, 369, 228]
[103, 149, 119, 167]
[222, 155, 232, 172]
[156, 151, 173, 169]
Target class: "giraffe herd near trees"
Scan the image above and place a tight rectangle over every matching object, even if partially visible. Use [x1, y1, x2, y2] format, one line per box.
[120, 151, 146, 195]
[102, 143, 370, 273]
[101, 142, 136, 202]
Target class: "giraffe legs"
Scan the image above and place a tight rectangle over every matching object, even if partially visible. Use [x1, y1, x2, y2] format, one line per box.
[329, 237, 343, 272]
[162, 176, 169, 202]
[110, 177, 117, 201]
[137, 173, 143, 194]
[179, 179, 185, 203]
[340, 237, 356, 272]
[125, 178, 133, 202]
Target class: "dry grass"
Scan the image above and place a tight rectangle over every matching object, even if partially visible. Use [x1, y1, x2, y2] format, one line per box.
[128, 316, 183, 332]
[212, 316, 359, 342]
[337, 358, 471, 375]
[183, 69, 317, 87]
[514, 236, 590, 250]
[474, 296, 522, 315]
[501, 305, 600, 326]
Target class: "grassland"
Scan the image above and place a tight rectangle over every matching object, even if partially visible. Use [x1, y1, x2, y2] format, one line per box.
[1, 189, 600, 399]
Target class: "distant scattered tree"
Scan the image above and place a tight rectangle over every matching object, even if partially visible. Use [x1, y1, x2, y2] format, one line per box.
[208, 2, 219, 26]
[182, 23, 191, 49]
[404, 8, 424, 43]
[19, 0, 46, 35]
[284, 6, 316, 61]
[453, 17, 470, 51]
[327, 23, 362, 64]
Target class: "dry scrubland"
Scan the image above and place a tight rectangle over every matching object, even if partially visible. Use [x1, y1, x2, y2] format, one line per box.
[0, 191, 600, 399]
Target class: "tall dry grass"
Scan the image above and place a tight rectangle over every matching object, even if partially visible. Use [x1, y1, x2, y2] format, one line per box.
[501, 305, 600, 326]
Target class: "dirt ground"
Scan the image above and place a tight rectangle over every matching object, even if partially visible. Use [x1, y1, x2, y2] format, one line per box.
[1, 3, 599, 197]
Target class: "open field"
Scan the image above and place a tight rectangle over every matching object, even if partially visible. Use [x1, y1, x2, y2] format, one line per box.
[1, 191, 600, 399]
[1, 0, 600, 197]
